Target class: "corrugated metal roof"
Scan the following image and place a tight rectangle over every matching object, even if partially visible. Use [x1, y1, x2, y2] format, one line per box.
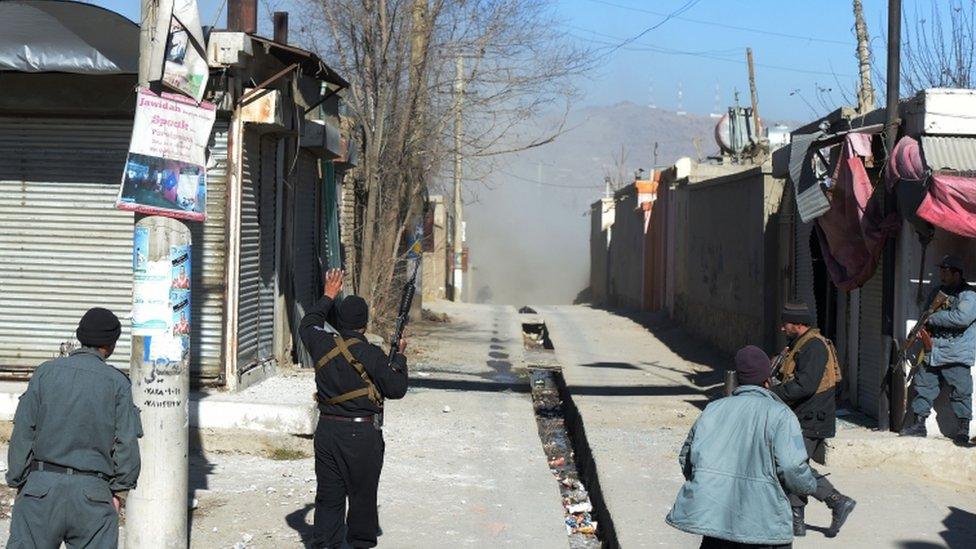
[922, 135, 976, 172]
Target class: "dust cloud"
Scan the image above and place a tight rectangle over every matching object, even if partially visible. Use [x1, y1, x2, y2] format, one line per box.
[463, 102, 715, 306]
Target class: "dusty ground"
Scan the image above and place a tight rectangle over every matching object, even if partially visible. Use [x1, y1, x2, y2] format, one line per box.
[0, 302, 974, 548]
[0, 301, 566, 548]
[539, 304, 976, 549]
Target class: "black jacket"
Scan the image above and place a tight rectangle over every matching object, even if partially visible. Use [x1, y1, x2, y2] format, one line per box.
[300, 296, 408, 417]
[771, 336, 836, 439]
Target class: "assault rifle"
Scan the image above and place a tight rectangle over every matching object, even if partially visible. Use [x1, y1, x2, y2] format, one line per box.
[768, 346, 789, 385]
[388, 259, 420, 368]
[881, 290, 949, 392]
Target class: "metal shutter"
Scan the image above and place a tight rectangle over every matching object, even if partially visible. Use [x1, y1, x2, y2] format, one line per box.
[237, 130, 261, 369]
[257, 135, 277, 362]
[188, 121, 228, 381]
[858, 269, 884, 418]
[0, 118, 134, 373]
[293, 152, 320, 368]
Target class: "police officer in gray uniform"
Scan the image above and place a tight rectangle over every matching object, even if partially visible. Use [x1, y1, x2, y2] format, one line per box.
[901, 255, 976, 446]
[6, 307, 143, 548]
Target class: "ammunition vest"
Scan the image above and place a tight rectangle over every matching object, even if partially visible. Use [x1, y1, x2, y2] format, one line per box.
[779, 329, 841, 395]
[315, 336, 384, 408]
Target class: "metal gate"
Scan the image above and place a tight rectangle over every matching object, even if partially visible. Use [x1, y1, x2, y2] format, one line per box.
[858, 269, 885, 418]
[257, 136, 277, 363]
[0, 117, 134, 373]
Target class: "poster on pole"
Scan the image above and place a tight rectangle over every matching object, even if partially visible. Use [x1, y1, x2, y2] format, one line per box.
[117, 88, 216, 222]
[162, 0, 209, 102]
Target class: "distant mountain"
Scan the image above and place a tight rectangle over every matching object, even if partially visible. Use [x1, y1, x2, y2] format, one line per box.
[463, 103, 750, 306]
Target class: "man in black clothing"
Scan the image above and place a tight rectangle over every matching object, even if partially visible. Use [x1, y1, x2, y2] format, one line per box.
[772, 302, 855, 539]
[300, 269, 409, 549]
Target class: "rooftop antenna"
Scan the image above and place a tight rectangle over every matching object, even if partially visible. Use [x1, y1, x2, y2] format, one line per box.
[676, 81, 686, 116]
[710, 82, 722, 118]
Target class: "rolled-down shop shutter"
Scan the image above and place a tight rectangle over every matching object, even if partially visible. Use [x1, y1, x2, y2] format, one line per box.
[0, 117, 228, 381]
[858, 269, 885, 418]
[293, 151, 321, 368]
[237, 130, 261, 369]
[237, 130, 278, 372]
[257, 136, 277, 362]
[187, 120, 229, 382]
[0, 117, 134, 373]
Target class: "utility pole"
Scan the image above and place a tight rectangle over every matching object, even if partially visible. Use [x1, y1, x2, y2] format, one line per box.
[452, 52, 464, 302]
[129, 1, 191, 546]
[853, 0, 876, 114]
[746, 48, 761, 136]
[879, 0, 902, 432]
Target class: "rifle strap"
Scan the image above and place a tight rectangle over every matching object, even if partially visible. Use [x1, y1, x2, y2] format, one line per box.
[317, 337, 384, 407]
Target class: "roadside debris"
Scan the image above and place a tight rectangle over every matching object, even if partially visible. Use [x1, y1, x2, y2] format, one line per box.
[530, 368, 601, 548]
[422, 309, 450, 323]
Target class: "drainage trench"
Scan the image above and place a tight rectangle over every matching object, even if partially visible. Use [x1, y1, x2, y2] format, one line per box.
[521, 309, 617, 549]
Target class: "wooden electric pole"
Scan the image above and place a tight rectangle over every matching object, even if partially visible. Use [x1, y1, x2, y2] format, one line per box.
[746, 48, 761, 136]
[452, 52, 464, 302]
[129, 1, 192, 546]
[853, 0, 876, 114]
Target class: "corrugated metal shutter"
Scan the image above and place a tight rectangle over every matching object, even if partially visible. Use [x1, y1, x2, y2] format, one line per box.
[257, 135, 277, 362]
[794, 220, 818, 326]
[0, 117, 227, 381]
[293, 152, 320, 368]
[237, 130, 261, 369]
[0, 117, 134, 372]
[188, 121, 228, 381]
[858, 270, 884, 418]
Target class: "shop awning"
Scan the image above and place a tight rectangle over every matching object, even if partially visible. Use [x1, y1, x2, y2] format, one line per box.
[0, 0, 139, 74]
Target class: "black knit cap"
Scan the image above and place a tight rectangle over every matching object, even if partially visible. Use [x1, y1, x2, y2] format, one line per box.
[939, 254, 964, 274]
[782, 302, 813, 326]
[337, 296, 369, 330]
[76, 307, 121, 347]
[735, 345, 772, 386]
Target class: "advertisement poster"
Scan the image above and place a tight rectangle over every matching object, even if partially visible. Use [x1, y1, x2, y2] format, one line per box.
[162, 0, 209, 102]
[132, 260, 172, 335]
[117, 88, 215, 221]
[170, 245, 191, 362]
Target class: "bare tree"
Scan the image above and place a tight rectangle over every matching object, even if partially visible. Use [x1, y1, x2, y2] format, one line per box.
[295, 0, 591, 328]
[902, 0, 976, 93]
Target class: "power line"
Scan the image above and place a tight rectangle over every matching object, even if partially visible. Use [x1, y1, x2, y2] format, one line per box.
[495, 168, 606, 190]
[582, 0, 853, 46]
[594, 0, 704, 60]
[570, 29, 856, 78]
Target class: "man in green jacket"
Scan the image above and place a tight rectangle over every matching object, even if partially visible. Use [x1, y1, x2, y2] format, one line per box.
[667, 346, 816, 548]
[6, 308, 143, 548]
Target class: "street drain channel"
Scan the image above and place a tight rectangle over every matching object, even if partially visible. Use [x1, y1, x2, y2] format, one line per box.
[522, 311, 617, 549]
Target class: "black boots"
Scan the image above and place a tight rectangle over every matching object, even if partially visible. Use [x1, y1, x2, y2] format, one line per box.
[791, 506, 806, 537]
[899, 414, 928, 437]
[954, 420, 971, 446]
[824, 491, 857, 538]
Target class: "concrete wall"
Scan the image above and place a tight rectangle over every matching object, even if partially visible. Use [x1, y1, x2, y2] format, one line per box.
[672, 164, 786, 355]
[422, 196, 448, 301]
[608, 186, 643, 310]
[589, 198, 614, 305]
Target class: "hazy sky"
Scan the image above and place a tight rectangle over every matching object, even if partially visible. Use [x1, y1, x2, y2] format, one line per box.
[90, 0, 917, 119]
